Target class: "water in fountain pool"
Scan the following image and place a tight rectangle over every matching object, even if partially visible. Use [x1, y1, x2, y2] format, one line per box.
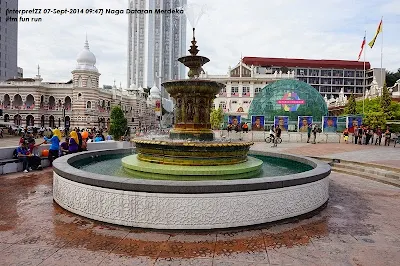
[72, 153, 313, 180]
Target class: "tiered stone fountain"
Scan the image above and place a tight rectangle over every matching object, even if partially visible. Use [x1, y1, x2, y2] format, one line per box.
[123, 28, 263, 179]
[52, 28, 330, 230]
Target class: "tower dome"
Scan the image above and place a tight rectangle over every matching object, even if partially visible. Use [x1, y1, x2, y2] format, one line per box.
[150, 84, 161, 97]
[76, 38, 98, 72]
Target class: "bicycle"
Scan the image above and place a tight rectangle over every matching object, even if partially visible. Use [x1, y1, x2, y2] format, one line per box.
[265, 135, 282, 144]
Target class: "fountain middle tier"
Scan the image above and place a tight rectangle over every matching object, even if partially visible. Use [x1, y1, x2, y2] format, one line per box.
[131, 138, 255, 166]
[162, 79, 225, 141]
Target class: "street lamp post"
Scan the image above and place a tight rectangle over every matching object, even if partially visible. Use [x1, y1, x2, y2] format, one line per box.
[17, 86, 20, 126]
[157, 75, 163, 130]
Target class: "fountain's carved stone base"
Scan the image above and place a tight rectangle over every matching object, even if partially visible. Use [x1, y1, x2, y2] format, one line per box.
[131, 138, 255, 166]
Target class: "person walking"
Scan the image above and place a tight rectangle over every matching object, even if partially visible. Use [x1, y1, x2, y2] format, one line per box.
[353, 125, 359, 144]
[307, 123, 312, 143]
[365, 126, 371, 145]
[272, 126, 281, 147]
[242, 123, 249, 133]
[384, 127, 391, 146]
[312, 125, 319, 144]
[357, 126, 363, 144]
[375, 126, 382, 145]
[343, 128, 349, 144]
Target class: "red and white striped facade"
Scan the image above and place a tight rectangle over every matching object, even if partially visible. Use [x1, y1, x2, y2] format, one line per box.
[0, 40, 157, 130]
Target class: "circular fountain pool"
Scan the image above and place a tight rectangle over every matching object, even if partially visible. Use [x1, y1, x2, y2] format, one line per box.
[52, 148, 330, 229]
[72, 152, 312, 181]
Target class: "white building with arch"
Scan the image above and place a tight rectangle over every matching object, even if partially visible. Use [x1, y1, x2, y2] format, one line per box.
[0, 39, 157, 130]
[204, 60, 296, 118]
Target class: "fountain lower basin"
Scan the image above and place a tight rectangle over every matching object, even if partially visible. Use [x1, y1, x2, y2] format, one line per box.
[52, 148, 330, 229]
[131, 138, 255, 166]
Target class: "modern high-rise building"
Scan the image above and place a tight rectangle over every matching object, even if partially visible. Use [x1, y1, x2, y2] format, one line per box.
[127, 0, 187, 90]
[0, 0, 18, 81]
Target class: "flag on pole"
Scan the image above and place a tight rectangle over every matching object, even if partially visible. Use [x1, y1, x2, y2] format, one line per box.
[357, 35, 366, 61]
[368, 19, 383, 48]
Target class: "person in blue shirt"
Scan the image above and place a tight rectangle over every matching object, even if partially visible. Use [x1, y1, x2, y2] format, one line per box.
[44, 128, 61, 166]
[94, 133, 103, 142]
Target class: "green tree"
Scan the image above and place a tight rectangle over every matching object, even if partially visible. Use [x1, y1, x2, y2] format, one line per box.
[381, 83, 392, 118]
[344, 94, 356, 114]
[364, 111, 387, 129]
[386, 69, 400, 87]
[109, 106, 127, 140]
[210, 108, 224, 129]
[355, 98, 381, 115]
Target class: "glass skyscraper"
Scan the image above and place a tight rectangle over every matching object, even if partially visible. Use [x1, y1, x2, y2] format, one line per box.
[127, 0, 187, 90]
[0, 0, 18, 81]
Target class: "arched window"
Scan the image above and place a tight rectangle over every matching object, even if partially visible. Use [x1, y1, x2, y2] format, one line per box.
[86, 101, 92, 109]
[3, 94, 10, 108]
[48, 96, 55, 110]
[49, 115, 55, 128]
[64, 96, 72, 110]
[40, 95, 44, 108]
[87, 77, 92, 88]
[26, 115, 34, 127]
[13, 94, 23, 108]
[25, 94, 35, 109]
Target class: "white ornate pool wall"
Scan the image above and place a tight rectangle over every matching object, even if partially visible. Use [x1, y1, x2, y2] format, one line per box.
[52, 148, 330, 230]
[53, 173, 329, 229]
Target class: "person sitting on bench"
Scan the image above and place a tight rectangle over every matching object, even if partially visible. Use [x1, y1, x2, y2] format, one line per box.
[17, 141, 42, 173]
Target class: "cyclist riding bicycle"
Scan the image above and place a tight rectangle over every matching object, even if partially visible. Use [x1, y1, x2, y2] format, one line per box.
[269, 127, 275, 140]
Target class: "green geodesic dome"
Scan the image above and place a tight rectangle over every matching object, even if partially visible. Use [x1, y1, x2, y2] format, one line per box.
[248, 79, 328, 121]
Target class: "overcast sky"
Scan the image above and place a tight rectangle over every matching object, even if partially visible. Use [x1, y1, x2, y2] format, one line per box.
[17, 0, 400, 88]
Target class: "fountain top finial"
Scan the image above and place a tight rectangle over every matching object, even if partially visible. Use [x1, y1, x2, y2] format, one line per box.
[188, 28, 199, 56]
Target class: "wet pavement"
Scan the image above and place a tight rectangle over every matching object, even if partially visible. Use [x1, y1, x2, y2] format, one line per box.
[252, 141, 400, 168]
[0, 167, 400, 265]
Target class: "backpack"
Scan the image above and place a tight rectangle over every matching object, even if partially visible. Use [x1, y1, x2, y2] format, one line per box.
[13, 148, 18, 159]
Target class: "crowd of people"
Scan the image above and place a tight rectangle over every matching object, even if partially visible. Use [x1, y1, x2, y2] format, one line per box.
[14, 127, 114, 173]
[343, 125, 393, 146]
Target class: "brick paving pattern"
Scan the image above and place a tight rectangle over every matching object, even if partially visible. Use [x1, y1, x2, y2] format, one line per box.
[1, 138, 400, 265]
[0, 166, 399, 265]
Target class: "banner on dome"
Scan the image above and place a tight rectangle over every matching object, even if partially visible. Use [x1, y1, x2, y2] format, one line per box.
[276, 92, 305, 112]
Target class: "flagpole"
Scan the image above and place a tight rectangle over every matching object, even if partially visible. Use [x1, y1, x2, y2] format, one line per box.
[380, 16, 384, 90]
[363, 30, 366, 115]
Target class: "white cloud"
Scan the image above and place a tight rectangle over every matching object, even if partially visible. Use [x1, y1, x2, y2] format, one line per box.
[17, 0, 400, 88]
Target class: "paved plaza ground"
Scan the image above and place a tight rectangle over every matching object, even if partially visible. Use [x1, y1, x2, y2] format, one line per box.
[0, 137, 400, 265]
